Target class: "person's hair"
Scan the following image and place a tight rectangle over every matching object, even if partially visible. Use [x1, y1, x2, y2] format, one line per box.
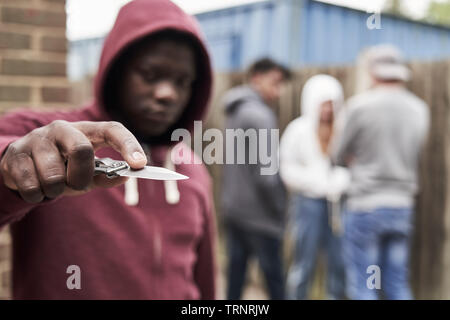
[246, 58, 291, 81]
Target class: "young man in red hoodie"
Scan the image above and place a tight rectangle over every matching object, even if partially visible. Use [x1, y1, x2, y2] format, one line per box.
[0, 0, 216, 299]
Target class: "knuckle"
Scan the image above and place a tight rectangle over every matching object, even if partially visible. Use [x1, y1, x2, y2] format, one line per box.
[106, 121, 126, 132]
[7, 152, 29, 169]
[42, 152, 63, 165]
[122, 137, 137, 147]
[49, 119, 68, 129]
[18, 164, 33, 180]
[4, 146, 18, 161]
[47, 120, 71, 136]
[29, 126, 45, 137]
[41, 175, 65, 197]
[43, 174, 65, 186]
[3, 151, 28, 177]
[42, 163, 65, 180]
[5, 141, 23, 157]
[29, 128, 54, 147]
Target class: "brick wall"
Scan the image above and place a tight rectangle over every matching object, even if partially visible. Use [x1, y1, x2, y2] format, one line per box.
[0, 0, 68, 299]
[0, 0, 69, 112]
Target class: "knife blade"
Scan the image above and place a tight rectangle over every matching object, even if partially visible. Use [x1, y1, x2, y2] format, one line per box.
[94, 157, 188, 181]
[115, 165, 188, 180]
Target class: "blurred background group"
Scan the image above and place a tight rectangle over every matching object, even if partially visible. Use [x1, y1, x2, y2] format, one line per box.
[1, 0, 450, 299]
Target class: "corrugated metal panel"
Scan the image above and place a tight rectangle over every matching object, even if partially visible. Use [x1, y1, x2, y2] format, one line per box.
[297, 0, 450, 65]
[196, 0, 298, 70]
[197, 1, 296, 69]
[196, 0, 450, 70]
[68, 0, 450, 79]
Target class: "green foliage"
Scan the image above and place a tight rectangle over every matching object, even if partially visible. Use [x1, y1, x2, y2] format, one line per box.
[384, 0, 403, 16]
[427, 0, 450, 26]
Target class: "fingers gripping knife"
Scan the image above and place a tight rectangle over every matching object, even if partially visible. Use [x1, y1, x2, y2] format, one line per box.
[94, 157, 188, 180]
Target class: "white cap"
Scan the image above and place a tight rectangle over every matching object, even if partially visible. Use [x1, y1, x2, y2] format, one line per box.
[366, 44, 411, 82]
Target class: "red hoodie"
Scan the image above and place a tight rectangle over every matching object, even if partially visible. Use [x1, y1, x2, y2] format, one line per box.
[0, 0, 216, 299]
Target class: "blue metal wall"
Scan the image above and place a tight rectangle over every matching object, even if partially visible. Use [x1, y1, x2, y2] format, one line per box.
[68, 0, 450, 80]
[196, 0, 450, 70]
[297, 0, 450, 65]
[196, 0, 299, 70]
[68, 36, 104, 81]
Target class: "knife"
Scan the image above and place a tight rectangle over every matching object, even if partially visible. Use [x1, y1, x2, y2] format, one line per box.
[94, 157, 188, 180]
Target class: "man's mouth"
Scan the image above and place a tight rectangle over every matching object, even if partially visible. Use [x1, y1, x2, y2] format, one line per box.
[142, 113, 171, 124]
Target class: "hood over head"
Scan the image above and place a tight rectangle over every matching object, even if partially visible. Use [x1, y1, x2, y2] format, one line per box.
[92, 0, 212, 144]
[301, 74, 344, 125]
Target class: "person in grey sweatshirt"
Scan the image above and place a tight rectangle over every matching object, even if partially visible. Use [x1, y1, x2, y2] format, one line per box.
[221, 58, 291, 299]
[332, 44, 430, 300]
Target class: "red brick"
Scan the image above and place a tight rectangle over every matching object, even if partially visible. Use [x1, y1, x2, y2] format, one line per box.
[1, 58, 66, 77]
[0, 243, 10, 260]
[41, 86, 69, 103]
[0, 85, 31, 102]
[1, 270, 11, 293]
[0, 31, 31, 49]
[41, 35, 67, 52]
[1, 7, 65, 28]
[0, 0, 32, 3]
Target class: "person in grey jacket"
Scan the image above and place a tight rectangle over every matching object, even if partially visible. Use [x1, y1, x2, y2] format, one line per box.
[332, 44, 430, 300]
[221, 58, 291, 299]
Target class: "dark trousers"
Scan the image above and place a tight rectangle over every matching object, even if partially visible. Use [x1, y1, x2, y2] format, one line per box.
[225, 220, 285, 300]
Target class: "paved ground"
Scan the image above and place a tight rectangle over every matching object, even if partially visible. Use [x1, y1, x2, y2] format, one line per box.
[216, 260, 269, 300]
[215, 234, 327, 300]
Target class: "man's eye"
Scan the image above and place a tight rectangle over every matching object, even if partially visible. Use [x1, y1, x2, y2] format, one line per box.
[176, 77, 194, 88]
[138, 69, 157, 82]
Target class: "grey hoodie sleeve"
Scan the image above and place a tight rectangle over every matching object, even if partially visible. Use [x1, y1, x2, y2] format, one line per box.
[238, 103, 287, 216]
[331, 106, 361, 167]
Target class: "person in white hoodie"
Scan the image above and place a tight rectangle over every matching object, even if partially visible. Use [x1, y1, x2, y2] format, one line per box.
[280, 74, 350, 299]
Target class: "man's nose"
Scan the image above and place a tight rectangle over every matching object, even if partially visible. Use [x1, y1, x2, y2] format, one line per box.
[153, 80, 178, 103]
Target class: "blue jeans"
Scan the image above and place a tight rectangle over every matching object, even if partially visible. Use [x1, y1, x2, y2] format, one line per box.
[226, 220, 285, 300]
[286, 195, 346, 299]
[343, 207, 413, 300]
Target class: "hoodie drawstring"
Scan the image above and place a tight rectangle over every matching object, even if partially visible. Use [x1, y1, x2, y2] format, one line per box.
[124, 146, 180, 206]
[124, 177, 139, 206]
[163, 147, 180, 205]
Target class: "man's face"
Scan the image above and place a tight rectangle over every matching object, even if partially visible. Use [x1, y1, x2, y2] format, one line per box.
[251, 69, 285, 104]
[116, 38, 196, 138]
[319, 100, 334, 123]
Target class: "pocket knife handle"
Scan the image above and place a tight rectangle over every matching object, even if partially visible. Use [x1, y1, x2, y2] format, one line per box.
[94, 157, 130, 178]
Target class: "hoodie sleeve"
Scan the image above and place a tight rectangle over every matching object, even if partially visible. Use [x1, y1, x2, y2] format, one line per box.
[280, 119, 351, 199]
[279, 120, 329, 195]
[193, 174, 217, 299]
[331, 104, 361, 167]
[0, 109, 78, 227]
